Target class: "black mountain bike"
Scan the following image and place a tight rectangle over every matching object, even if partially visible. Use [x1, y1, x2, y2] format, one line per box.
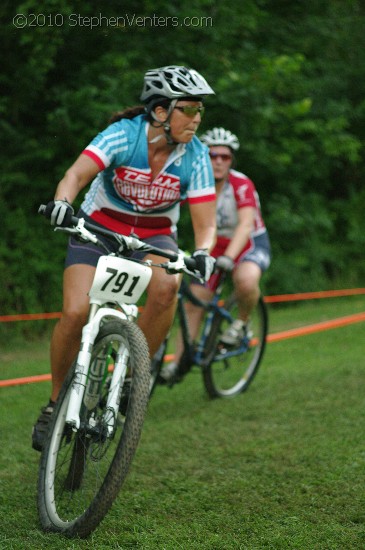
[151, 271, 268, 398]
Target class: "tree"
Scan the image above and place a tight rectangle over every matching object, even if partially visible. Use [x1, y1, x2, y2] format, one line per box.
[1, 0, 365, 324]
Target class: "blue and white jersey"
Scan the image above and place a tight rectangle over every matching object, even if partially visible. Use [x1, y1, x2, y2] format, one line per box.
[80, 115, 215, 238]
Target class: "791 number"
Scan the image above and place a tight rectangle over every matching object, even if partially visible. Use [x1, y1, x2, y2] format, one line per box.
[101, 268, 140, 297]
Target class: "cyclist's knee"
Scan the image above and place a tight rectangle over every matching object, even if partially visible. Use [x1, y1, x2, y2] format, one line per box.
[236, 276, 259, 292]
[60, 306, 88, 334]
[161, 282, 179, 307]
[234, 273, 260, 302]
[151, 275, 179, 309]
[234, 262, 261, 293]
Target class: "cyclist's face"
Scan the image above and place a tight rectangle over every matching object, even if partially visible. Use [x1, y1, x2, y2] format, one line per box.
[209, 146, 233, 183]
[169, 101, 204, 143]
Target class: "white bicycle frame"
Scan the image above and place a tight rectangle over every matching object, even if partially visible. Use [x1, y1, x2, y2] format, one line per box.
[64, 254, 152, 436]
[49, 215, 197, 437]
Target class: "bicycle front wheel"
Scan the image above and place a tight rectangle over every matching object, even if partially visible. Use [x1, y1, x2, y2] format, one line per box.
[202, 295, 268, 398]
[37, 320, 151, 538]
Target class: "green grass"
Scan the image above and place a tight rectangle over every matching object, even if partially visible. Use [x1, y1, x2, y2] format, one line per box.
[1, 297, 365, 549]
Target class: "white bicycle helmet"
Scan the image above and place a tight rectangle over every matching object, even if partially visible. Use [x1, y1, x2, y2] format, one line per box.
[140, 66, 215, 145]
[140, 65, 215, 107]
[200, 127, 240, 151]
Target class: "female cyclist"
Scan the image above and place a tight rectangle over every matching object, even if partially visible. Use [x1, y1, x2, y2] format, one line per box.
[32, 66, 217, 450]
[161, 127, 271, 382]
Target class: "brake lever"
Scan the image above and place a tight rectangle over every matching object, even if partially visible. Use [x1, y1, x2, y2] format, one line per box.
[54, 226, 92, 244]
[165, 262, 204, 283]
[54, 226, 79, 235]
[54, 220, 99, 245]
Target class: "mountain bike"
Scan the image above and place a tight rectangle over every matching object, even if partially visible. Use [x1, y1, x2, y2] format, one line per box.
[151, 270, 268, 398]
[36, 205, 199, 538]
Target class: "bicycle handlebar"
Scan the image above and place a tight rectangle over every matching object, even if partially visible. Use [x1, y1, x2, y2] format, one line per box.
[38, 204, 199, 277]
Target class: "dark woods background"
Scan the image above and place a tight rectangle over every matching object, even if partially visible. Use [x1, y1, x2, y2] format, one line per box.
[1, 0, 365, 321]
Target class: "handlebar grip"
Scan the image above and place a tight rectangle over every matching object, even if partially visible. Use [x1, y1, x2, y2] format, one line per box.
[38, 203, 61, 221]
[184, 257, 197, 271]
[41, 202, 55, 220]
[38, 204, 79, 227]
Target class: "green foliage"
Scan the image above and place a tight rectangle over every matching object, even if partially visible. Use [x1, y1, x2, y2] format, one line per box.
[1, 1, 365, 317]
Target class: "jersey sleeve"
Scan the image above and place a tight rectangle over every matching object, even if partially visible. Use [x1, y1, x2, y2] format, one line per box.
[229, 171, 257, 209]
[81, 121, 130, 170]
[186, 146, 216, 205]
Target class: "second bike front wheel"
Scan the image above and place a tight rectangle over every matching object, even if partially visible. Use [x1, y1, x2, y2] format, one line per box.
[37, 320, 151, 538]
[202, 295, 268, 398]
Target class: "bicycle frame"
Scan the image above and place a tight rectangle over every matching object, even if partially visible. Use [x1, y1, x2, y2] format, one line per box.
[66, 304, 133, 434]
[176, 273, 253, 370]
[64, 253, 152, 435]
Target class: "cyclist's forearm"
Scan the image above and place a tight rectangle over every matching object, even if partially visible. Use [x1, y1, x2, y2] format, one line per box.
[54, 175, 83, 204]
[54, 154, 100, 203]
[189, 201, 217, 252]
[194, 226, 216, 251]
[224, 225, 251, 259]
[223, 207, 254, 259]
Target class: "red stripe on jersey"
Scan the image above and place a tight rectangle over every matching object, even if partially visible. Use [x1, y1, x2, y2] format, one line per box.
[82, 149, 106, 170]
[90, 210, 173, 240]
[101, 208, 172, 229]
[187, 193, 216, 205]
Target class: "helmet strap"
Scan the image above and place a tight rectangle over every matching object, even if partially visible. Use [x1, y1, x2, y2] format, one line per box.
[149, 99, 178, 145]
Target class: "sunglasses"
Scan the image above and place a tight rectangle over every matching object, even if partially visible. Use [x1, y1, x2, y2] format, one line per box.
[174, 105, 205, 117]
[209, 152, 232, 162]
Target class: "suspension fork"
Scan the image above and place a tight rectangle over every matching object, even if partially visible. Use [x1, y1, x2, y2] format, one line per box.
[65, 305, 132, 431]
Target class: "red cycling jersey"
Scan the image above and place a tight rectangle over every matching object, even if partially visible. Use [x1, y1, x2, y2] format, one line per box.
[213, 169, 267, 258]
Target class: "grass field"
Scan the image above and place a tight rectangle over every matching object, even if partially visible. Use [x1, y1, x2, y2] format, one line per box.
[1, 296, 365, 549]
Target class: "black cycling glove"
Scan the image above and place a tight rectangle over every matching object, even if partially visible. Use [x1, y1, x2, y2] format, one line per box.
[192, 249, 215, 282]
[44, 200, 74, 227]
[215, 255, 235, 272]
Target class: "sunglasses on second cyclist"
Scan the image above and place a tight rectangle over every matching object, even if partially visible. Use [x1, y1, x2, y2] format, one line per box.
[174, 105, 205, 117]
[209, 152, 232, 162]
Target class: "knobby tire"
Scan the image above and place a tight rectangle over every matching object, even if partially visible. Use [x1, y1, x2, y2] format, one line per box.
[202, 295, 268, 398]
[37, 320, 151, 538]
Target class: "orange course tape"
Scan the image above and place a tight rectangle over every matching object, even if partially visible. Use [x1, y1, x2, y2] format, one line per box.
[2, 311, 365, 388]
[0, 312, 61, 322]
[267, 311, 365, 342]
[1, 288, 365, 322]
[265, 288, 365, 303]
[0, 373, 52, 387]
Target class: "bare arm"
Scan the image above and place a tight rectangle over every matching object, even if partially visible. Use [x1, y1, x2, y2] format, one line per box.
[223, 206, 255, 259]
[189, 200, 217, 252]
[54, 154, 101, 204]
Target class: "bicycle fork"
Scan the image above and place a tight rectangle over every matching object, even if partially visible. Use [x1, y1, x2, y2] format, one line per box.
[65, 304, 137, 436]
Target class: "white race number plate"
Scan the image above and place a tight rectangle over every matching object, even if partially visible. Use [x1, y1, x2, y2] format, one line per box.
[89, 256, 152, 304]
